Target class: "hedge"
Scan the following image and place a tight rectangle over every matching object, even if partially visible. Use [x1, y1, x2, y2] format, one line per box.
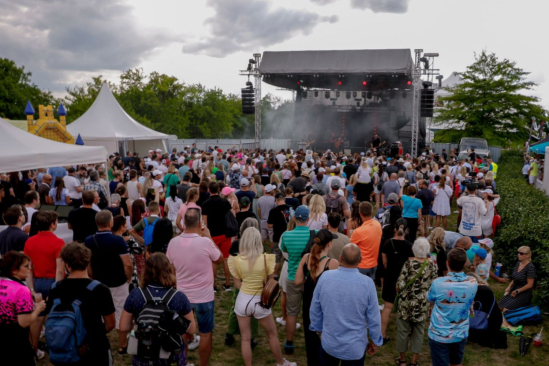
[495, 149, 549, 305]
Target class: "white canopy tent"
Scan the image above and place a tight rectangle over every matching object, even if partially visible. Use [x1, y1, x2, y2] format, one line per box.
[0, 117, 107, 172]
[67, 83, 169, 156]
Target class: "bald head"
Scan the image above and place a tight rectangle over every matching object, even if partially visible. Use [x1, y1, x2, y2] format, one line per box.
[42, 174, 52, 184]
[340, 243, 362, 267]
[456, 236, 472, 251]
[390, 173, 398, 180]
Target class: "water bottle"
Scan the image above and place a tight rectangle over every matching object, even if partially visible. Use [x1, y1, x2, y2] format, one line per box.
[495, 263, 502, 277]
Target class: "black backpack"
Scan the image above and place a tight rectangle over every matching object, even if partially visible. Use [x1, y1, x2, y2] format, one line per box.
[325, 193, 341, 215]
[135, 287, 190, 359]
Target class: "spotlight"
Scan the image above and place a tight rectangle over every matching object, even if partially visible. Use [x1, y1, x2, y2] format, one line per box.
[346, 92, 351, 99]
[362, 81, 367, 86]
[246, 81, 253, 88]
[352, 91, 357, 98]
[407, 81, 412, 86]
[336, 91, 340, 98]
[367, 91, 372, 99]
[314, 91, 319, 97]
[325, 91, 330, 99]
[338, 81, 342, 86]
[297, 81, 301, 85]
[436, 75, 443, 88]
[361, 91, 366, 98]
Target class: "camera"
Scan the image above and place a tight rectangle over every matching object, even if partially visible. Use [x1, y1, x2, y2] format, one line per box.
[127, 238, 144, 255]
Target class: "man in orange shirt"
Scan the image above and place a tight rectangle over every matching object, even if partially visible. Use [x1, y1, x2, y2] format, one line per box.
[350, 202, 382, 280]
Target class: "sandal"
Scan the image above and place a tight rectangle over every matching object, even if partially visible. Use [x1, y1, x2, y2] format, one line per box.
[395, 357, 407, 366]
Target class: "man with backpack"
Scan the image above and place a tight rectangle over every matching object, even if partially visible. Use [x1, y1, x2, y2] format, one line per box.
[85, 210, 132, 355]
[322, 180, 351, 222]
[46, 243, 116, 365]
[129, 201, 162, 246]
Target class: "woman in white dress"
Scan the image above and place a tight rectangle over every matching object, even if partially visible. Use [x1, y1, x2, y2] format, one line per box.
[432, 177, 453, 229]
[481, 190, 500, 237]
[307, 195, 328, 230]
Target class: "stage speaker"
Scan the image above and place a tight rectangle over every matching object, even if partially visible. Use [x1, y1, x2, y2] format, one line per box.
[420, 89, 435, 117]
[241, 87, 255, 114]
[390, 142, 400, 158]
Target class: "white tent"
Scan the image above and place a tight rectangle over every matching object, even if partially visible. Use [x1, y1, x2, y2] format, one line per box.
[436, 72, 464, 97]
[67, 83, 169, 156]
[0, 117, 107, 172]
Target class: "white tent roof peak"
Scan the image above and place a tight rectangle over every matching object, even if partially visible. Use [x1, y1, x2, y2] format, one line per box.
[0, 117, 107, 172]
[67, 83, 168, 141]
[436, 72, 465, 97]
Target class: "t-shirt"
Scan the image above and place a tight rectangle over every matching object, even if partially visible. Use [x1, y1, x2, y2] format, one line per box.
[416, 188, 434, 215]
[307, 213, 328, 230]
[236, 211, 258, 233]
[285, 197, 300, 209]
[0, 277, 33, 324]
[236, 190, 256, 203]
[0, 227, 28, 255]
[201, 195, 231, 237]
[343, 164, 358, 179]
[401, 195, 423, 219]
[166, 233, 220, 303]
[280, 226, 312, 281]
[228, 254, 276, 295]
[350, 219, 383, 269]
[356, 166, 372, 183]
[381, 180, 400, 202]
[132, 216, 161, 233]
[68, 207, 99, 242]
[84, 231, 130, 288]
[165, 196, 183, 221]
[267, 204, 291, 243]
[329, 233, 350, 260]
[109, 180, 120, 195]
[49, 187, 69, 205]
[46, 278, 115, 352]
[529, 162, 539, 176]
[163, 174, 180, 197]
[288, 177, 307, 193]
[63, 175, 82, 199]
[257, 195, 276, 223]
[457, 195, 487, 237]
[476, 263, 489, 281]
[24, 232, 64, 278]
[176, 183, 192, 203]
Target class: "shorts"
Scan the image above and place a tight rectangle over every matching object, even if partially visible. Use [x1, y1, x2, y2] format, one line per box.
[429, 208, 436, 217]
[271, 242, 282, 263]
[279, 261, 289, 293]
[358, 267, 377, 281]
[212, 235, 231, 259]
[419, 215, 430, 237]
[261, 222, 273, 243]
[191, 300, 215, 334]
[35, 277, 55, 316]
[234, 292, 271, 319]
[109, 283, 129, 329]
[285, 279, 304, 317]
[429, 338, 467, 366]
[529, 175, 537, 184]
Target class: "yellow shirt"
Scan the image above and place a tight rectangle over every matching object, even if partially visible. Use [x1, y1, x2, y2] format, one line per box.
[228, 254, 276, 295]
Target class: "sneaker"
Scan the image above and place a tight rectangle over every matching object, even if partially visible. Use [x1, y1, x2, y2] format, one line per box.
[36, 349, 45, 360]
[428, 226, 433, 230]
[379, 304, 385, 311]
[295, 323, 301, 330]
[276, 317, 286, 326]
[188, 335, 200, 350]
[213, 286, 218, 293]
[251, 338, 258, 350]
[224, 333, 235, 347]
[453, 210, 459, 213]
[277, 359, 297, 366]
[284, 341, 294, 355]
[223, 284, 232, 292]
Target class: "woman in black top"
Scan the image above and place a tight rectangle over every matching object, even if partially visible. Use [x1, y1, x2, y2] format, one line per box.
[377, 206, 402, 286]
[381, 218, 414, 342]
[295, 229, 339, 366]
[499, 246, 536, 311]
[196, 181, 211, 207]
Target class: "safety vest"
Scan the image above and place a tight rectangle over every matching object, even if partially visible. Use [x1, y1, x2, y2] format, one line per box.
[491, 163, 498, 179]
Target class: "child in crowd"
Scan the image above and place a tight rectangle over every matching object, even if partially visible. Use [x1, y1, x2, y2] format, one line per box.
[472, 247, 489, 281]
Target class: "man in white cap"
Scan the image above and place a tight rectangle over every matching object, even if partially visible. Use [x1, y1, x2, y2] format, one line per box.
[257, 184, 276, 245]
[228, 164, 241, 189]
[235, 178, 256, 201]
[152, 170, 165, 200]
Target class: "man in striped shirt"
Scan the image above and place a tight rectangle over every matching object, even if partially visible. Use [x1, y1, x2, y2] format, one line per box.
[280, 205, 312, 355]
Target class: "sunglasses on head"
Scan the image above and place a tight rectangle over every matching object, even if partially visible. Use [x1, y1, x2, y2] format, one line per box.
[517, 252, 528, 255]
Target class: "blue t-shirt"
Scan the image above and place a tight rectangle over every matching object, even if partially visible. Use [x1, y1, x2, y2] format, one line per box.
[401, 195, 423, 219]
[49, 187, 69, 205]
[427, 272, 478, 343]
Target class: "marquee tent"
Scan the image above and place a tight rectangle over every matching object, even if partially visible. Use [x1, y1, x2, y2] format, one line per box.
[67, 83, 169, 156]
[0, 117, 107, 172]
[530, 135, 549, 154]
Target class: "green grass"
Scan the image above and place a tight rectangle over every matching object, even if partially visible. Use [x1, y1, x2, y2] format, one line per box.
[38, 202, 549, 366]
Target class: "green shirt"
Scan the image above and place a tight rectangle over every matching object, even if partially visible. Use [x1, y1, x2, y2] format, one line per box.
[163, 173, 180, 196]
[280, 226, 312, 281]
[530, 162, 539, 176]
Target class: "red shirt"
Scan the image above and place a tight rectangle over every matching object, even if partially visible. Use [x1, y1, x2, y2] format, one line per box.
[24, 231, 64, 278]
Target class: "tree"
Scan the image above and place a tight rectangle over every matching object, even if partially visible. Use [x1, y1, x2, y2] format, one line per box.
[0, 58, 56, 119]
[434, 50, 547, 145]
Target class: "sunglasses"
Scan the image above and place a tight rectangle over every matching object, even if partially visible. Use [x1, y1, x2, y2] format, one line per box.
[517, 252, 528, 255]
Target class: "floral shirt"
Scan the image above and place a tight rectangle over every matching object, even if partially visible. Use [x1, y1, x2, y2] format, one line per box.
[396, 259, 438, 323]
[427, 272, 478, 343]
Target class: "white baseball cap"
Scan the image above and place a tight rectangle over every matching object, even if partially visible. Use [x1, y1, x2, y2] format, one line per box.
[240, 178, 250, 187]
[318, 167, 326, 173]
[156, 149, 162, 152]
[265, 184, 275, 193]
[231, 164, 240, 171]
[153, 170, 162, 176]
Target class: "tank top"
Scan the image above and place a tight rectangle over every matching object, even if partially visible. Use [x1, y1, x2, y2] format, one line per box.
[127, 180, 140, 203]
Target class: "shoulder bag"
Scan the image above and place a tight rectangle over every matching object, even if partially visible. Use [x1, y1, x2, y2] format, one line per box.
[393, 259, 428, 313]
[259, 254, 281, 309]
[469, 296, 496, 330]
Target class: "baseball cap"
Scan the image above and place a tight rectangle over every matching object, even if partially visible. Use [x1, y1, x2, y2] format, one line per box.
[472, 247, 487, 260]
[221, 187, 235, 196]
[360, 152, 365, 156]
[265, 184, 275, 193]
[318, 167, 326, 173]
[315, 229, 338, 245]
[330, 166, 336, 171]
[240, 178, 250, 187]
[153, 170, 162, 176]
[239, 196, 251, 207]
[275, 192, 285, 200]
[294, 205, 310, 222]
[231, 163, 240, 171]
[156, 149, 162, 152]
[478, 238, 494, 249]
[387, 193, 399, 204]
[342, 156, 347, 160]
[477, 172, 484, 178]
[398, 158, 405, 163]
[330, 180, 341, 189]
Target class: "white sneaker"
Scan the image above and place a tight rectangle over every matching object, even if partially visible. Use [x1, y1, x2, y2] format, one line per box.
[379, 304, 385, 311]
[295, 323, 301, 330]
[36, 349, 45, 360]
[276, 317, 286, 326]
[188, 335, 200, 350]
[277, 359, 297, 366]
[428, 226, 433, 230]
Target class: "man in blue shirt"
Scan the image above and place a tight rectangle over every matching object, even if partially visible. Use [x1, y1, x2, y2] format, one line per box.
[310, 243, 383, 365]
[427, 248, 478, 366]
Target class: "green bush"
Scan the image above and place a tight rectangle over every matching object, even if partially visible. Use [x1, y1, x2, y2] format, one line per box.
[495, 149, 549, 306]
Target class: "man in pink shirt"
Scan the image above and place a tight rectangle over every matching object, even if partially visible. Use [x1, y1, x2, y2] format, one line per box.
[167, 208, 223, 366]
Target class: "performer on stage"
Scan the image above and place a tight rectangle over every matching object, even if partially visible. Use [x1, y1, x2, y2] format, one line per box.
[370, 133, 383, 155]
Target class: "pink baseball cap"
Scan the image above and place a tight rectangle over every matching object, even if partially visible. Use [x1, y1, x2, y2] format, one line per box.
[221, 187, 235, 196]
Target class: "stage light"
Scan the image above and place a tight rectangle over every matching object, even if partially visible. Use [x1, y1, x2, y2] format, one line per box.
[346, 92, 351, 99]
[361, 91, 366, 98]
[314, 91, 319, 97]
[362, 81, 367, 86]
[407, 81, 412, 85]
[336, 91, 340, 98]
[367, 91, 372, 99]
[338, 81, 342, 86]
[297, 81, 300, 85]
[325, 91, 330, 99]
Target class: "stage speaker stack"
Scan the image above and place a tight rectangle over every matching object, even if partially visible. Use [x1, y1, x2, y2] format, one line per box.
[241, 86, 255, 114]
[420, 89, 435, 117]
[390, 142, 400, 158]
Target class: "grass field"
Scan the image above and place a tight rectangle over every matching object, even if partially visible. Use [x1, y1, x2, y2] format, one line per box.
[38, 203, 549, 366]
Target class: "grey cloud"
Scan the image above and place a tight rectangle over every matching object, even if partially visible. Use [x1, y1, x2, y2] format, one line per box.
[351, 0, 410, 13]
[310, 0, 339, 4]
[0, 0, 177, 91]
[183, 0, 338, 58]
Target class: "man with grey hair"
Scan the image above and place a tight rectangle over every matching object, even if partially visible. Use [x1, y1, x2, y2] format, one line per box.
[84, 170, 109, 209]
[310, 243, 383, 364]
[84, 210, 132, 353]
[381, 173, 401, 204]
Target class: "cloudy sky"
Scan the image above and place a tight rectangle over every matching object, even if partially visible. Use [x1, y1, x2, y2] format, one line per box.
[1, 0, 547, 108]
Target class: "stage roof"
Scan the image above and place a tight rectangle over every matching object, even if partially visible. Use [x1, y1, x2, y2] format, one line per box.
[259, 49, 413, 75]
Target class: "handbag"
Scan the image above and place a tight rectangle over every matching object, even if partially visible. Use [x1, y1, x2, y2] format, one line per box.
[469, 296, 496, 330]
[259, 254, 281, 309]
[393, 259, 428, 313]
[224, 210, 239, 238]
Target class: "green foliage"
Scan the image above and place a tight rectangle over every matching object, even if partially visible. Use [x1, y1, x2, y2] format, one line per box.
[495, 149, 549, 306]
[0, 58, 56, 119]
[435, 50, 547, 141]
[433, 129, 524, 149]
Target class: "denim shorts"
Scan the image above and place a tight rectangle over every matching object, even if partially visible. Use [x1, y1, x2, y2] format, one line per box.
[429, 338, 467, 366]
[358, 267, 377, 282]
[191, 300, 215, 334]
[35, 277, 55, 316]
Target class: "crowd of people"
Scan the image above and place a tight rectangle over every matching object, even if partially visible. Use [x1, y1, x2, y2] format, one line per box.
[0, 143, 538, 366]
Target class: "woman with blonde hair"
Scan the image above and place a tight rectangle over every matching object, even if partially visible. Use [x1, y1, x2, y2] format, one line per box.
[500, 246, 536, 312]
[307, 194, 328, 230]
[281, 163, 292, 186]
[428, 227, 448, 277]
[432, 174, 452, 229]
[270, 173, 285, 192]
[228, 228, 296, 366]
[345, 174, 357, 206]
[355, 159, 373, 202]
